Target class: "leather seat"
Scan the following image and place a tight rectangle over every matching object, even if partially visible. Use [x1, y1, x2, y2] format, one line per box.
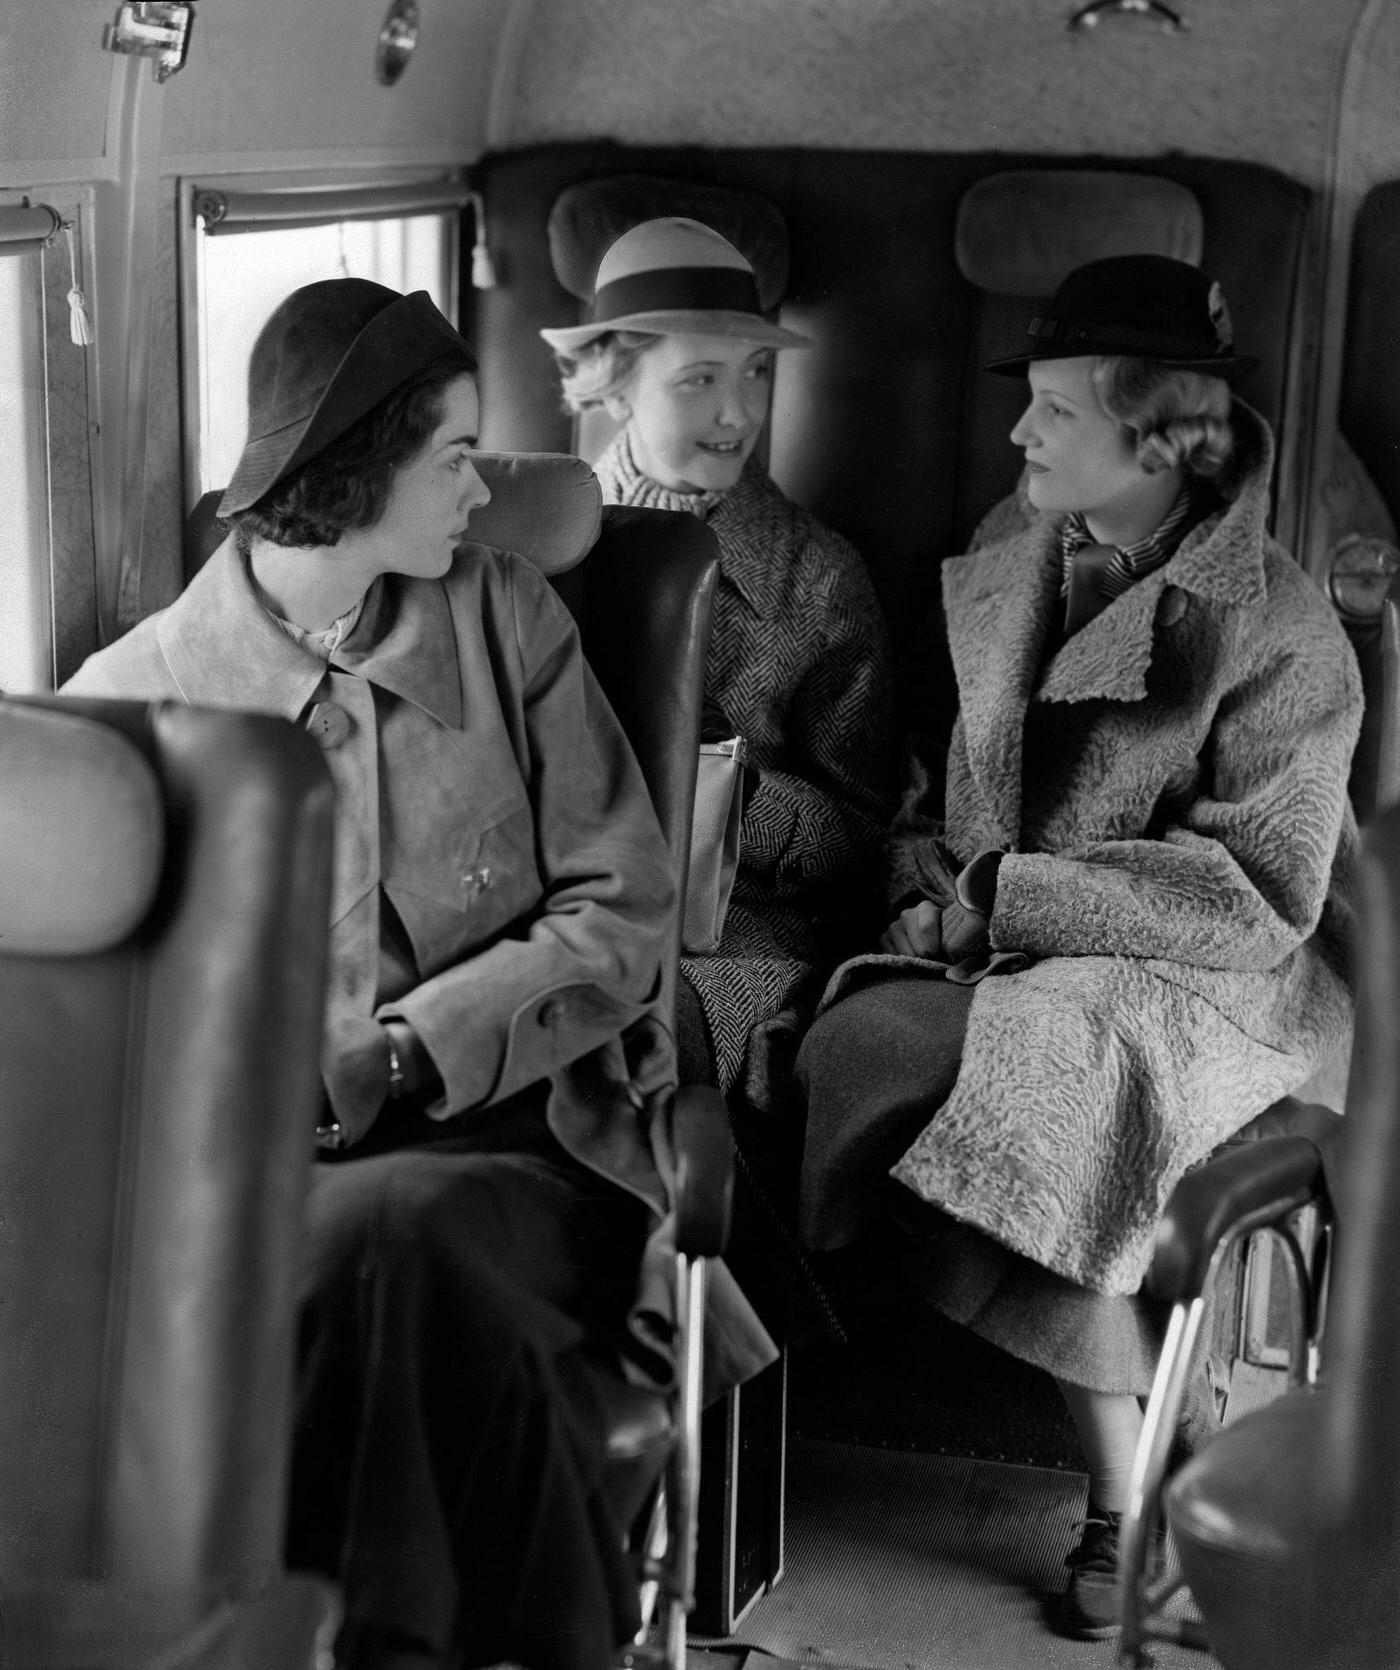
[1156, 798, 1400, 1669]
[0, 697, 338, 1666]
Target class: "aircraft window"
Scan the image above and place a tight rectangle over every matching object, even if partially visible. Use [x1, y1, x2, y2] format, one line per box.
[183, 181, 463, 497]
[0, 206, 62, 692]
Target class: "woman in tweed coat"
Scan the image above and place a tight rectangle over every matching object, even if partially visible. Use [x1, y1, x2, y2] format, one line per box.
[797, 257, 1362, 1638]
[545, 217, 894, 1097]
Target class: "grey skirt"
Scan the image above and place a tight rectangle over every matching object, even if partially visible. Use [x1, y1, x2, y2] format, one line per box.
[796, 974, 1168, 1396]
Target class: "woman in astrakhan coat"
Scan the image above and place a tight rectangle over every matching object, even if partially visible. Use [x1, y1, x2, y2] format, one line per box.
[796, 256, 1362, 1639]
[544, 216, 895, 1101]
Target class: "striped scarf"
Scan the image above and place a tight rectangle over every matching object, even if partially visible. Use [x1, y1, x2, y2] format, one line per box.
[1059, 483, 1197, 602]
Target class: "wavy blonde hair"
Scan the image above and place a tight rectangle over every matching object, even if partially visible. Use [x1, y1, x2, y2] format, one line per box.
[553, 331, 660, 414]
[1091, 356, 1235, 480]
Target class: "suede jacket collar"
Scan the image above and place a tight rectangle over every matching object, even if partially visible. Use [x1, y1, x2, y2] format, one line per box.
[156, 534, 463, 726]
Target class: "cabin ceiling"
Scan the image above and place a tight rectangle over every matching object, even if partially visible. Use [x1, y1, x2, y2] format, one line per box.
[502, 0, 1380, 187]
[1, 1, 1394, 185]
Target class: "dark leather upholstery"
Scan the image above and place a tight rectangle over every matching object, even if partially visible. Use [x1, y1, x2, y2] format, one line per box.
[548, 505, 730, 1544]
[1341, 181, 1400, 531]
[467, 143, 1311, 676]
[0, 698, 337, 1663]
[551, 502, 719, 890]
[1161, 802, 1400, 1669]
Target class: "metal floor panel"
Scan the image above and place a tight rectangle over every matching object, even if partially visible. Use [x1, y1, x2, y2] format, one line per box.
[726, 1438, 1213, 1670]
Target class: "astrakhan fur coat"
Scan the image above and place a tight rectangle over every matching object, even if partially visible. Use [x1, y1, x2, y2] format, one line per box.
[882, 403, 1362, 1294]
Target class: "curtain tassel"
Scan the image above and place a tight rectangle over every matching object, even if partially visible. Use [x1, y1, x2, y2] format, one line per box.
[62, 223, 94, 347]
[468, 192, 496, 289]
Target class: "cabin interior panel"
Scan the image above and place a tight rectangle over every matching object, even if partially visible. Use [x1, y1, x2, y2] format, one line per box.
[159, 0, 517, 165]
[0, 2, 113, 172]
[502, 0, 1366, 188]
[466, 143, 1312, 655]
[1341, 179, 1400, 533]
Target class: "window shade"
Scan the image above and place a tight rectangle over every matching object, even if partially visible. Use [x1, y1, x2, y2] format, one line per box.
[193, 179, 468, 236]
[0, 205, 60, 258]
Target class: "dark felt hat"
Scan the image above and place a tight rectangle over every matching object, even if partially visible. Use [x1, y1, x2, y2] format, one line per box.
[985, 254, 1258, 382]
[220, 279, 478, 516]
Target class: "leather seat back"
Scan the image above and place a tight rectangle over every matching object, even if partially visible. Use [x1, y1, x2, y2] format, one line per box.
[467, 143, 1313, 670]
[0, 698, 334, 1600]
[549, 504, 718, 892]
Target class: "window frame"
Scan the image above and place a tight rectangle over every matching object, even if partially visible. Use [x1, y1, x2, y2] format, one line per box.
[0, 194, 99, 690]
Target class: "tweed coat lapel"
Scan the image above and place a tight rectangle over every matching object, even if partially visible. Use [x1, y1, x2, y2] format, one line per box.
[941, 518, 1060, 846]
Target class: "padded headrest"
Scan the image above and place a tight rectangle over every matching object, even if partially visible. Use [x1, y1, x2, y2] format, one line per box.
[0, 704, 164, 956]
[467, 451, 602, 575]
[187, 452, 602, 579]
[955, 170, 1204, 297]
[547, 174, 792, 310]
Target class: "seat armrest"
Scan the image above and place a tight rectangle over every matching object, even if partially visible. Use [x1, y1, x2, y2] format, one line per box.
[669, 1084, 734, 1259]
[1149, 1135, 1330, 1304]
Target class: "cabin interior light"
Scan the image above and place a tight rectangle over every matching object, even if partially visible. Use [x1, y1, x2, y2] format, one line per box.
[1068, 0, 1187, 33]
[102, 1, 195, 83]
[376, 0, 420, 86]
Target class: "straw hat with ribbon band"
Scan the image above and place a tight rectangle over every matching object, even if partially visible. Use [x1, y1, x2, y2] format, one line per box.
[220, 279, 478, 517]
[539, 217, 811, 356]
[985, 254, 1258, 383]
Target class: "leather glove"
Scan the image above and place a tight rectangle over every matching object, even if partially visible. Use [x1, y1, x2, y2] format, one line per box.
[939, 897, 990, 963]
[939, 850, 1005, 964]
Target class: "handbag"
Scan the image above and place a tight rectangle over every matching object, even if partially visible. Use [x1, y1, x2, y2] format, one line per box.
[683, 736, 747, 954]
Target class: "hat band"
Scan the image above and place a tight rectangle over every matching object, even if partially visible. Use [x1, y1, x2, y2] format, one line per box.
[590, 265, 763, 325]
[1027, 314, 1228, 359]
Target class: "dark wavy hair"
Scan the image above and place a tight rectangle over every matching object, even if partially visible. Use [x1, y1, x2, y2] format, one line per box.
[231, 360, 472, 549]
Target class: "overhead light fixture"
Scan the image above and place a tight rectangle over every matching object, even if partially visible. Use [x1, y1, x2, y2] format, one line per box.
[103, 1, 195, 82]
[376, 0, 420, 87]
[1068, 0, 1187, 33]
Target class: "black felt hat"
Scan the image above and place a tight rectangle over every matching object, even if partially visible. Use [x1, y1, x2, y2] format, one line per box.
[220, 279, 477, 516]
[985, 254, 1258, 382]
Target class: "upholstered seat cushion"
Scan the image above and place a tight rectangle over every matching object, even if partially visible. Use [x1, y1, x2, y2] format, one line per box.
[1166, 1389, 1322, 1670]
[0, 703, 164, 955]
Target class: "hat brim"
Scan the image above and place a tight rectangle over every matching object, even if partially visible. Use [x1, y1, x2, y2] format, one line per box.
[221, 291, 477, 516]
[985, 343, 1260, 384]
[540, 308, 811, 354]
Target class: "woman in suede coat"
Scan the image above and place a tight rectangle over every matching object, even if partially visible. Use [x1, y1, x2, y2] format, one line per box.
[67, 277, 773, 1670]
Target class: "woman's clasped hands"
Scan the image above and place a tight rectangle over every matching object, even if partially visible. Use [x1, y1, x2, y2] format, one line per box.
[879, 848, 1005, 964]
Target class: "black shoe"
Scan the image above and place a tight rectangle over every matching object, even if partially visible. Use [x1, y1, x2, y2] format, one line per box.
[1051, 1506, 1123, 1640]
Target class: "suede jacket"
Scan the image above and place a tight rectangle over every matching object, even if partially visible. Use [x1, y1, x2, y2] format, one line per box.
[66, 533, 778, 1391]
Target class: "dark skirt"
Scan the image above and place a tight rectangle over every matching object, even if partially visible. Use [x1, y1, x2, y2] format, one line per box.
[795, 976, 1168, 1396]
[288, 1086, 650, 1670]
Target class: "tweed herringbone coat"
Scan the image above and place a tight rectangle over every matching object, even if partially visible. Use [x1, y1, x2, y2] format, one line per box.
[875, 404, 1362, 1295]
[596, 433, 895, 1092]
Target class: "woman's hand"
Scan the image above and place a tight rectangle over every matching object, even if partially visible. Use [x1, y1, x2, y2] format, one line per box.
[382, 1018, 438, 1101]
[880, 899, 946, 958]
[593, 1014, 677, 1109]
